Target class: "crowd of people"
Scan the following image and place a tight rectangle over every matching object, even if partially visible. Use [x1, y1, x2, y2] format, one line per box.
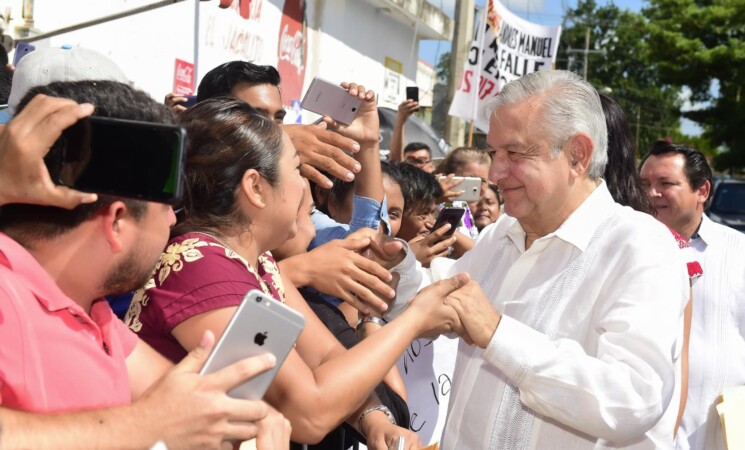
[0, 44, 742, 450]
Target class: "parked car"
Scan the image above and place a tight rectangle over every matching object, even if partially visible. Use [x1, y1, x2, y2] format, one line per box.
[707, 179, 745, 232]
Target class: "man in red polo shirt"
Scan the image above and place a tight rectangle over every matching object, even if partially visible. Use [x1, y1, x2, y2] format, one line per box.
[0, 82, 289, 449]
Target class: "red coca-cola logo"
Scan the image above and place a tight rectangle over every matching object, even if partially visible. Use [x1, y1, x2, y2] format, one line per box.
[173, 59, 195, 95]
[277, 0, 307, 104]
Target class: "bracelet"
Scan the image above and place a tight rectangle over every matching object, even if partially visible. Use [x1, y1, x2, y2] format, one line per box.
[356, 315, 387, 328]
[357, 404, 396, 439]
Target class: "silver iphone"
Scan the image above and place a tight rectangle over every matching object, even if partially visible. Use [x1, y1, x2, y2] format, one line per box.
[199, 289, 305, 400]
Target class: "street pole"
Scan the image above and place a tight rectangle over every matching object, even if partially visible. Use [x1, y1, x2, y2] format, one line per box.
[583, 27, 590, 80]
[444, 0, 475, 148]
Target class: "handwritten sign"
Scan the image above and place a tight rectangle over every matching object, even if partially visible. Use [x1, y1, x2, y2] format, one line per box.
[448, 0, 561, 131]
[396, 335, 459, 445]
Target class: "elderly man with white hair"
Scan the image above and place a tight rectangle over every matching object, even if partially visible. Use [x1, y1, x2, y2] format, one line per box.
[389, 70, 689, 449]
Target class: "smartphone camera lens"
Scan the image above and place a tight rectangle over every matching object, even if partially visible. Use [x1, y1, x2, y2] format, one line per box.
[352, 107, 357, 112]
[256, 296, 262, 303]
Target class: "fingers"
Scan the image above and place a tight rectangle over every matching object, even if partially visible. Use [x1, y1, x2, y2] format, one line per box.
[308, 124, 361, 153]
[220, 420, 260, 443]
[336, 289, 375, 315]
[336, 236, 372, 252]
[351, 254, 395, 288]
[43, 185, 98, 209]
[341, 82, 377, 107]
[164, 92, 188, 107]
[427, 224, 458, 247]
[10, 95, 94, 151]
[351, 270, 395, 307]
[299, 163, 333, 189]
[368, 236, 404, 261]
[296, 138, 360, 181]
[428, 234, 457, 255]
[207, 353, 277, 391]
[435, 272, 471, 296]
[255, 407, 292, 450]
[446, 281, 501, 348]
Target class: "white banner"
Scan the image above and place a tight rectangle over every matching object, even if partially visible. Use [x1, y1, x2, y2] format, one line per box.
[448, 0, 561, 131]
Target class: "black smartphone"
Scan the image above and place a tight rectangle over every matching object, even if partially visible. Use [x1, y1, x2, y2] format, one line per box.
[432, 207, 466, 236]
[182, 95, 198, 108]
[406, 86, 419, 103]
[48, 116, 186, 204]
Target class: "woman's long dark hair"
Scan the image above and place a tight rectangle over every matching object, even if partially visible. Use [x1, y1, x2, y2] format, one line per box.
[600, 93, 656, 216]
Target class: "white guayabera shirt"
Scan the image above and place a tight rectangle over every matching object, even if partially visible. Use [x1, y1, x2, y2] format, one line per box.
[393, 183, 689, 450]
[677, 215, 745, 450]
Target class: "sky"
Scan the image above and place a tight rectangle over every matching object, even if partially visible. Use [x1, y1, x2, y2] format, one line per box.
[418, 0, 703, 135]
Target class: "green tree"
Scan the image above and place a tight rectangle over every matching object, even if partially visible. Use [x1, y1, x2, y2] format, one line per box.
[559, 0, 685, 156]
[436, 50, 451, 84]
[645, 0, 745, 172]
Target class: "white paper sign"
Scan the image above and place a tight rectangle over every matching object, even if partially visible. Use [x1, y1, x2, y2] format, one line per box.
[396, 335, 459, 445]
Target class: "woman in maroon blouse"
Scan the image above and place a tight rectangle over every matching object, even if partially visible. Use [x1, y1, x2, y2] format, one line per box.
[125, 93, 465, 449]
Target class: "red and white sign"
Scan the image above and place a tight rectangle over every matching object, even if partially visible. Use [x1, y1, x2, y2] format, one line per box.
[173, 58, 195, 96]
[276, 0, 307, 105]
[448, 0, 561, 131]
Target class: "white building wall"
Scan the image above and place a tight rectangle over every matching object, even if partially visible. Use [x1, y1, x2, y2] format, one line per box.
[3, 0, 434, 122]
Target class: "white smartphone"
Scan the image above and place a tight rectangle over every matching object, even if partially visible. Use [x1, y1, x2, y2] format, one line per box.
[199, 289, 305, 400]
[439, 176, 482, 202]
[301, 77, 362, 125]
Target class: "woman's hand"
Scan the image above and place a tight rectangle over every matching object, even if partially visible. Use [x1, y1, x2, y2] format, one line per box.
[321, 82, 379, 146]
[362, 413, 422, 450]
[408, 224, 457, 268]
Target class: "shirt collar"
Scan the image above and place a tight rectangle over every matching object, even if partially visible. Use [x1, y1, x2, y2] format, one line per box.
[692, 214, 715, 247]
[0, 232, 81, 312]
[506, 181, 613, 253]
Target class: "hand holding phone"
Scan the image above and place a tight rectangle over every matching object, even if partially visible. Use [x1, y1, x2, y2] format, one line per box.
[405, 86, 419, 107]
[199, 290, 305, 400]
[438, 176, 481, 203]
[432, 207, 466, 237]
[301, 77, 363, 125]
[49, 116, 186, 204]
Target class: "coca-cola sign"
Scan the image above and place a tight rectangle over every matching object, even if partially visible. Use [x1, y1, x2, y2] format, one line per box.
[276, 0, 307, 105]
[173, 59, 195, 95]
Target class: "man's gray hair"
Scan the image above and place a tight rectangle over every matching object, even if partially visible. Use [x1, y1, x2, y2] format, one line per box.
[485, 70, 608, 180]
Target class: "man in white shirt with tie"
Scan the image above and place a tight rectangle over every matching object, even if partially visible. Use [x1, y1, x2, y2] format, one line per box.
[390, 70, 689, 449]
[639, 141, 745, 450]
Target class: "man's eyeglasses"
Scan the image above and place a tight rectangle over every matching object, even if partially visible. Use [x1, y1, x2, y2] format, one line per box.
[406, 157, 433, 166]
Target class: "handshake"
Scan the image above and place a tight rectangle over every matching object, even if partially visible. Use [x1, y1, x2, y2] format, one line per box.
[395, 272, 502, 349]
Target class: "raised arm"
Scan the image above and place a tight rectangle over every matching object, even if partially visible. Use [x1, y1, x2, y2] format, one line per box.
[389, 99, 418, 163]
[170, 270, 468, 444]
